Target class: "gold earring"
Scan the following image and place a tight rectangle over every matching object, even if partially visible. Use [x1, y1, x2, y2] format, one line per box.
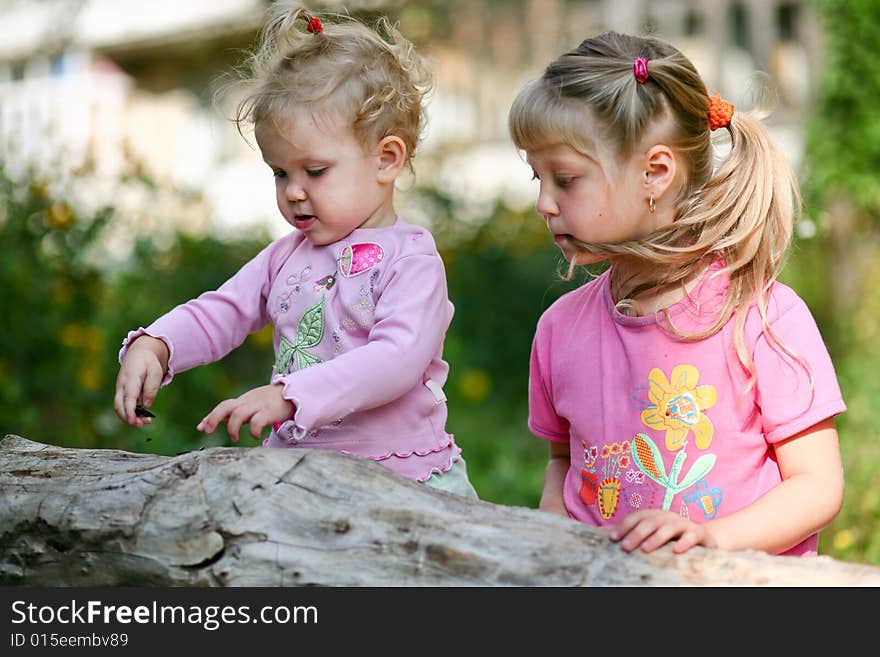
[649, 194, 656, 213]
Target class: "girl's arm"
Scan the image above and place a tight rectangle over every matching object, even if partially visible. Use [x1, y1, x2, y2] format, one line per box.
[540, 441, 571, 518]
[610, 417, 844, 554]
[118, 234, 297, 383]
[706, 416, 843, 553]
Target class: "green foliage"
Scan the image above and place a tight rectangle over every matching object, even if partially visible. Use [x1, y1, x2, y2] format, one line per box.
[0, 168, 112, 445]
[0, 165, 275, 454]
[803, 0, 880, 213]
[795, 0, 880, 564]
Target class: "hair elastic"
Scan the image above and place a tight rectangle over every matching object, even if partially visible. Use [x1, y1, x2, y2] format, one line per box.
[708, 91, 734, 130]
[303, 14, 323, 34]
[633, 57, 650, 84]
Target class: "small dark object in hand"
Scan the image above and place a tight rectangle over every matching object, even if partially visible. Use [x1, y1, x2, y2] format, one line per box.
[135, 404, 156, 418]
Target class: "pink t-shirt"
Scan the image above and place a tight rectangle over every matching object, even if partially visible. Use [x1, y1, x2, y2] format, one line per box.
[120, 217, 461, 481]
[528, 263, 846, 556]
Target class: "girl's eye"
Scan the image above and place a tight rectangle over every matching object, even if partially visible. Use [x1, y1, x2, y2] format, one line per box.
[530, 169, 540, 181]
[554, 175, 574, 187]
[306, 168, 327, 177]
[272, 170, 286, 179]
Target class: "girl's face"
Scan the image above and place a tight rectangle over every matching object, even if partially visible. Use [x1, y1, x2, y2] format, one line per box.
[255, 113, 397, 245]
[525, 140, 667, 264]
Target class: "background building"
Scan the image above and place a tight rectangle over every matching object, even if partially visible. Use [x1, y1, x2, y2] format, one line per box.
[0, 0, 820, 246]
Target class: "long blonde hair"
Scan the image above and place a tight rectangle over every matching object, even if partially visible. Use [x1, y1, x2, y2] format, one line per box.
[230, 3, 433, 168]
[509, 31, 803, 389]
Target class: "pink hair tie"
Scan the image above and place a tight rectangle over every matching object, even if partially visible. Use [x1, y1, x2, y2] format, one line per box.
[633, 57, 649, 84]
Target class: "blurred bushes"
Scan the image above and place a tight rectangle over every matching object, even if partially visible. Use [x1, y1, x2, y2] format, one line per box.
[0, 165, 272, 454]
[791, 0, 880, 564]
[0, 170, 112, 446]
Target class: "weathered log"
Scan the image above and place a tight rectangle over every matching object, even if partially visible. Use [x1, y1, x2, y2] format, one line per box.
[1, 434, 878, 586]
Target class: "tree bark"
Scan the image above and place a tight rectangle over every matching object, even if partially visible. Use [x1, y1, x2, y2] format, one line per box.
[2, 434, 878, 587]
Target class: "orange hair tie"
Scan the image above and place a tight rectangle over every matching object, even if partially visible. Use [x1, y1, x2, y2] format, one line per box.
[707, 91, 734, 131]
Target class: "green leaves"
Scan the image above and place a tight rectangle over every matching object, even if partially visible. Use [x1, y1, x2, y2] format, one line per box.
[273, 297, 324, 375]
[630, 433, 717, 511]
[805, 0, 880, 213]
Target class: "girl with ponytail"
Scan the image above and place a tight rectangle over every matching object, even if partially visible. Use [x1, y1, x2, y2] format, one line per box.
[510, 32, 844, 555]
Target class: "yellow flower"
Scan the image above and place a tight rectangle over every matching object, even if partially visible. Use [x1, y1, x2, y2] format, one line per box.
[459, 369, 491, 402]
[833, 529, 855, 552]
[640, 365, 717, 451]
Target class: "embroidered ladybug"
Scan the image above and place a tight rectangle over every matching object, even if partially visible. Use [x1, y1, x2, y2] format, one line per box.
[340, 243, 384, 277]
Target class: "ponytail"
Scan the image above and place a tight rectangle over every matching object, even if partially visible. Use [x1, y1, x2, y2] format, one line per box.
[699, 110, 804, 389]
[509, 31, 806, 390]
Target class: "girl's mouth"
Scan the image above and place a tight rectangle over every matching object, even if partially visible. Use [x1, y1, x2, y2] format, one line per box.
[294, 215, 316, 230]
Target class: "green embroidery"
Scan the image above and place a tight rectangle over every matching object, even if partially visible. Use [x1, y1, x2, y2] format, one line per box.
[274, 297, 325, 374]
[631, 432, 716, 511]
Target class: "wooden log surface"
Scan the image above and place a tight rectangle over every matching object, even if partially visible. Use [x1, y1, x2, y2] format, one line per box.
[2, 434, 879, 586]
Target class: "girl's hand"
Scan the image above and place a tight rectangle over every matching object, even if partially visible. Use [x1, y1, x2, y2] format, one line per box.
[197, 384, 295, 443]
[607, 509, 718, 554]
[114, 336, 169, 427]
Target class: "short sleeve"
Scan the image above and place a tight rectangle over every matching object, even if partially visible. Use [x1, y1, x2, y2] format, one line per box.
[753, 292, 846, 443]
[528, 318, 569, 442]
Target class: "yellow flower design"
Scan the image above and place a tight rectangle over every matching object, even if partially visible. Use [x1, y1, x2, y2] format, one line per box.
[640, 365, 718, 451]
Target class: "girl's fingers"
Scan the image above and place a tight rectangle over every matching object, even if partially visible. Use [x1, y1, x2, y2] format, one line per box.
[141, 366, 164, 408]
[198, 399, 242, 441]
[113, 387, 126, 423]
[197, 405, 225, 433]
[122, 369, 149, 425]
[640, 524, 678, 553]
[249, 413, 267, 440]
[226, 406, 256, 444]
[672, 531, 699, 554]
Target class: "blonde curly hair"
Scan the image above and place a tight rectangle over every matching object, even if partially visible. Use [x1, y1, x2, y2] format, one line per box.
[232, 3, 433, 168]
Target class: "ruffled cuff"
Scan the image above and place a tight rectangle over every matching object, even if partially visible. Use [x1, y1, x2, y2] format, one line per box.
[270, 418, 306, 444]
[118, 328, 175, 386]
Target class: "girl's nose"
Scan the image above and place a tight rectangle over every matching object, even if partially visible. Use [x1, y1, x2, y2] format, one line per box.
[535, 187, 557, 216]
[286, 181, 307, 202]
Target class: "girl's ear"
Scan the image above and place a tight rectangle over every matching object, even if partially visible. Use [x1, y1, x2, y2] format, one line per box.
[642, 144, 677, 200]
[375, 135, 407, 183]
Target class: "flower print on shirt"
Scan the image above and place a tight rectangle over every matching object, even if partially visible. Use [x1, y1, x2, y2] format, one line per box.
[579, 441, 600, 505]
[683, 478, 724, 520]
[630, 432, 716, 511]
[594, 439, 632, 520]
[640, 364, 718, 451]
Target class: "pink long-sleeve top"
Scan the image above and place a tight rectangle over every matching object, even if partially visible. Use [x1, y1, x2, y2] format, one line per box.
[120, 217, 462, 481]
